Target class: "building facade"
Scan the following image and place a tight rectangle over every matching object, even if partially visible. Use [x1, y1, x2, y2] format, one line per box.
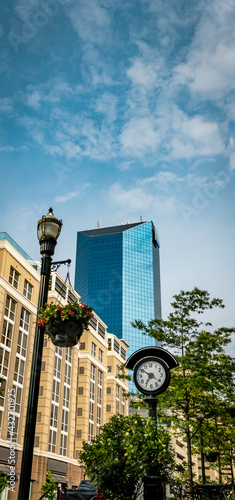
[75, 221, 161, 359]
[0, 233, 129, 499]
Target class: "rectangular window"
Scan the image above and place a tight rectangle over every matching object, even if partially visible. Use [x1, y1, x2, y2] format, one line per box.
[76, 430, 82, 439]
[54, 356, 61, 379]
[67, 291, 77, 303]
[0, 348, 10, 377]
[114, 339, 120, 353]
[50, 403, 58, 428]
[64, 363, 71, 385]
[17, 330, 28, 358]
[107, 387, 111, 395]
[60, 432, 68, 457]
[39, 386, 43, 396]
[14, 357, 25, 385]
[78, 387, 83, 395]
[0, 379, 6, 408]
[34, 436, 39, 447]
[91, 342, 96, 357]
[36, 412, 41, 422]
[108, 338, 112, 351]
[116, 384, 120, 414]
[90, 316, 97, 330]
[79, 366, 84, 374]
[20, 308, 30, 332]
[55, 276, 66, 298]
[9, 266, 20, 289]
[52, 379, 60, 403]
[106, 405, 111, 412]
[98, 349, 103, 363]
[1, 296, 16, 348]
[48, 429, 57, 453]
[66, 347, 72, 363]
[23, 280, 33, 301]
[77, 408, 83, 416]
[61, 409, 68, 433]
[122, 390, 125, 415]
[63, 386, 70, 409]
[98, 322, 105, 338]
[56, 346, 62, 356]
[80, 342, 85, 350]
[107, 366, 111, 373]
[121, 347, 126, 360]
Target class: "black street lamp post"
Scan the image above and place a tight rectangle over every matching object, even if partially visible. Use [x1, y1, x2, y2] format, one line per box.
[145, 396, 158, 422]
[18, 208, 62, 500]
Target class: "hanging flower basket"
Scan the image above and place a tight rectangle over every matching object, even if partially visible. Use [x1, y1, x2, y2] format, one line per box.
[37, 302, 93, 347]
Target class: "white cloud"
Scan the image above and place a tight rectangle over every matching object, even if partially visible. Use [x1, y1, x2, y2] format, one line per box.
[54, 184, 91, 203]
[0, 98, 14, 113]
[0, 145, 28, 153]
[127, 59, 158, 88]
[108, 182, 177, 214]
[60, 141, 81, 158]
[54, 192, 78, 203]
[109, 182, 154, 211]
[26, 91, 41, 110]
[174, 2, 235, 97]
[44, 144, 64, 156]
[168, 112, 225, 159]
[141, 171, 185, 185]
[119, 116, 161, 158]
[229, 152, 235, 170]
[93, 93, 118, 123]
[67, 0, 111, 44]
[116, 161, 134, 171]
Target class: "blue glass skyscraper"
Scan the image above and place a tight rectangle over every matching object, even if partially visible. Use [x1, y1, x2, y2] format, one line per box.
[75, 221, 161, 357]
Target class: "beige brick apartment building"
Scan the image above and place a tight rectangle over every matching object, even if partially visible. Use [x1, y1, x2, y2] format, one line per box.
[0, 233, 129, 499]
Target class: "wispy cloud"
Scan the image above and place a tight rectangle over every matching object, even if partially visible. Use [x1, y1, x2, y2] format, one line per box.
[141, 171, 185, 186]
[54, 192, 78, 203]
[119, 116, 161, 158]
[174, 0, 235, 98]
[108, 182, 177, 214]
[54, 184, 91, 203]
[0, 145, 28, 153]
[0, 97, 14, 114]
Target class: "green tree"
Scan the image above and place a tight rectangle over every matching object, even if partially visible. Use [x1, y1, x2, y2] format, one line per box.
[133, 287, 235, 492]
[40, 470, 57, 500]
[79, 413, 176, 500]
[0, 472, 8, 493]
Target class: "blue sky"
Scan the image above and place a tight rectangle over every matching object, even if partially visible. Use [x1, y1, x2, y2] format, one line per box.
[0, 0, 235, 348]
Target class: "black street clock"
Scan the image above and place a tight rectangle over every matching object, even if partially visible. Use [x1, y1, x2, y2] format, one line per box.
[133, 356, 171, 396]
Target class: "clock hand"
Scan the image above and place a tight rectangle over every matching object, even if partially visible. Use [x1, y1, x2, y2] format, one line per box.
[141, 369, 150, 376]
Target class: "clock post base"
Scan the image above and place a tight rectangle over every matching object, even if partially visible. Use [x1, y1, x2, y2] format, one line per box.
[143, 476, 166, 500]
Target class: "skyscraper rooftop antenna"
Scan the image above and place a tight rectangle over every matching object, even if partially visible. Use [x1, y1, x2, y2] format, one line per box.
[140, 215, 143, 222]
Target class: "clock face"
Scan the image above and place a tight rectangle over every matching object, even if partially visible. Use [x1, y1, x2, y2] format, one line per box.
[133, 357, 170, 395]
